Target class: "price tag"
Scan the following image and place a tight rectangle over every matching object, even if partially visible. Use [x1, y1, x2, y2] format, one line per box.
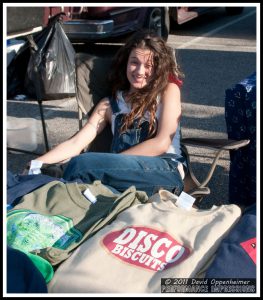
[176, 191, 195, 210]
[83, 188, 97, 204]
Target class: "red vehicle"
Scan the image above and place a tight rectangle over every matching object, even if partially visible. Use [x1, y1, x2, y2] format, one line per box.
[7, 6, 244, 41]
[59, 7, 170, 41]
[56, 6, 244, 42]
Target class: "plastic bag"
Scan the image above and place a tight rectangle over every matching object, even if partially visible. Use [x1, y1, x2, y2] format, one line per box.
[7, 28, 47, 99]
[25, 16, 76, 100]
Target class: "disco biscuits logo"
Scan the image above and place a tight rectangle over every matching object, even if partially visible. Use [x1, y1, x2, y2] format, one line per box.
[102, 226, 190, 271]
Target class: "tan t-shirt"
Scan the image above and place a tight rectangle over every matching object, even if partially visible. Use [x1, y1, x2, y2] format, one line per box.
[48, 190, 241, 294]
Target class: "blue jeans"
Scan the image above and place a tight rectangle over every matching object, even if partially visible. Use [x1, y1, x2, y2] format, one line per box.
[63, 152, 184, 197]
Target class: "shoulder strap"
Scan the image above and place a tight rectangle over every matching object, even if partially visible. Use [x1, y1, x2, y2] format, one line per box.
[109, 96, 120, 114]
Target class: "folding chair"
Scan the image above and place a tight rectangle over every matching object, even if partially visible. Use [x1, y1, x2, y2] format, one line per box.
[74, 52, 250, 205]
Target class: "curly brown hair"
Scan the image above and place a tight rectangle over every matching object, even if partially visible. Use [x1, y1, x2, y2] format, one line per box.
[108, 29, 184, 136]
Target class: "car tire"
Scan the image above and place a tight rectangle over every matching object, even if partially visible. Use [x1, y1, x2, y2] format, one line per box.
[225, 7, 244, 15]
[144, 7, 170, 41]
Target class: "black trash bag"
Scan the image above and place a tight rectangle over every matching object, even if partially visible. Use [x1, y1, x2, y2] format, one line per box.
[24, 15, 76, 100]
[7, 25, 51, 99]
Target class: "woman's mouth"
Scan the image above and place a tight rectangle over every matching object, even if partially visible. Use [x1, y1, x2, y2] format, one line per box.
[133, 75, 146, 82]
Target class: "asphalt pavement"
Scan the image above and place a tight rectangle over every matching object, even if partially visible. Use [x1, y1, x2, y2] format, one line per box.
[5, 7, 257, 209]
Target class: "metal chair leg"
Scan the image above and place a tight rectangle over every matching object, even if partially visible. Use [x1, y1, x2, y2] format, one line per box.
[7, 100, 50, 156]
[37, 100, 49, 152]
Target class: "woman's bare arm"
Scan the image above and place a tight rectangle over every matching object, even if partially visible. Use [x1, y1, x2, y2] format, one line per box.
[35, 98, 112, 164]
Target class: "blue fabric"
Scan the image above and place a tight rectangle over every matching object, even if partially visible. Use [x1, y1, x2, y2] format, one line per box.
[225, 72, 256, 206]
[110, 113, 151, 153]
[109, 95, 121, 114]
[109, 96, 152, 153]
[7, 171, 64, 207]
[7, 246, 48, 293]
[205, 203, 256, 279]
[63, 152, 184, 197]
[7, 170, 83, 208]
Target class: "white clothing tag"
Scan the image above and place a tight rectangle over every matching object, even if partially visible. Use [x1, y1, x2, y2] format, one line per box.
[176, 191, 195, 210]
[28, 160, 43, 175]
[83, 188, 97, 204]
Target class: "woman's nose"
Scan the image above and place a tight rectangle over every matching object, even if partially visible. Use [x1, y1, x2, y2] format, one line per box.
[136, 64, 145, 76]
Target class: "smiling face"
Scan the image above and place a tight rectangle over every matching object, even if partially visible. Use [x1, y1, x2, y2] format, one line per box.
[126, 47, 154, 92]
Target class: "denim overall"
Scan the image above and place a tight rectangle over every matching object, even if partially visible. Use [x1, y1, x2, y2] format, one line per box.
[109, 96, 151, 153]
[63, 96, 187, 197]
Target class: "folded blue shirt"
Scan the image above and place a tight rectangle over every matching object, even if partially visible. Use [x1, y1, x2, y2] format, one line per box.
[205, 203, 256, 278]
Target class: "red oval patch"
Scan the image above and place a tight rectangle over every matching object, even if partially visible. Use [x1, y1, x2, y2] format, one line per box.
[102, 226, 190, 272]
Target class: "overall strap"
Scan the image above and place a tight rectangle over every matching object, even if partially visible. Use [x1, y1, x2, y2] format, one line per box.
[109, 96, 121, 114]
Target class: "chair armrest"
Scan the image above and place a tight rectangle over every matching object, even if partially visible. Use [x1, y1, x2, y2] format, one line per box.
[181, 138, 250, 200]
[181, 138, 250, 151]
